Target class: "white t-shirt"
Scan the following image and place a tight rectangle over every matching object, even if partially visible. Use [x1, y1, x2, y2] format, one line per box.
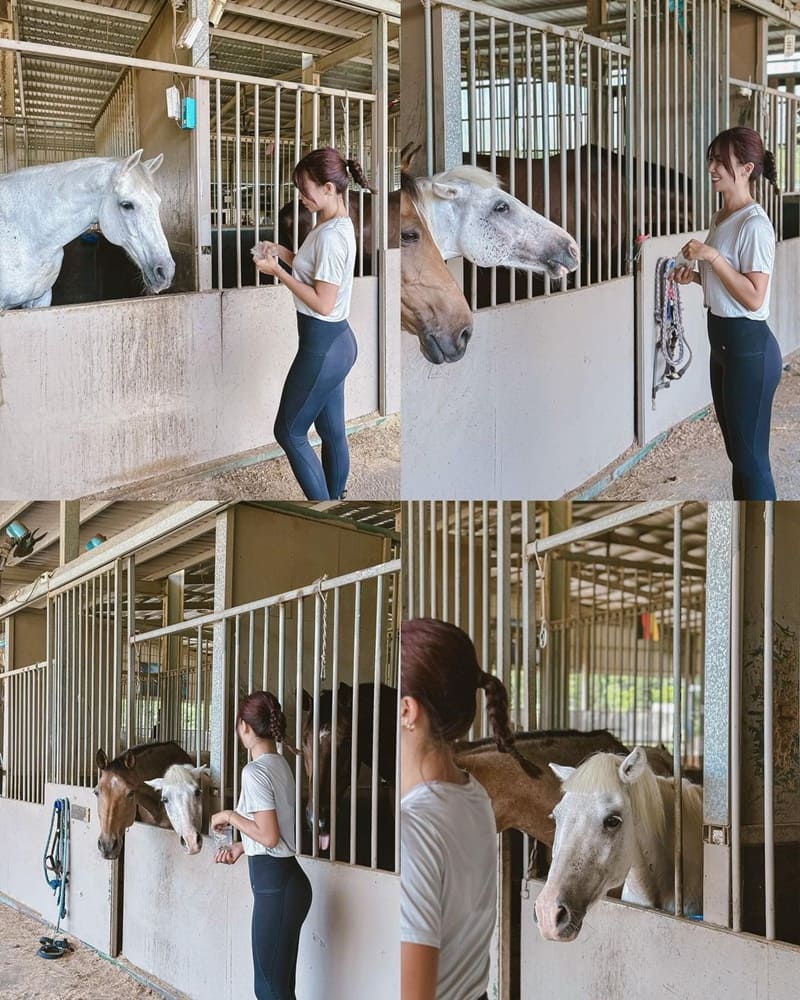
[401, 776, 497, 1000]
[236, 752, 296, 857]
[701, 201, 775, 320]
[291, 216, 356, 322]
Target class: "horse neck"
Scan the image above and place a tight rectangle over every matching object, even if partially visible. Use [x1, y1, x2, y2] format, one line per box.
[623, 778, 679, 909]
[32, 158, 117, 246]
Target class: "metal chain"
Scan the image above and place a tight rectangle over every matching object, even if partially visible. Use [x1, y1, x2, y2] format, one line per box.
[315, 574, 328, 681]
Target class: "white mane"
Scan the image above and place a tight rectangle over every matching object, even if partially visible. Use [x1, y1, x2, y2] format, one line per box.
[432, 164, 502, 189]
[564, 752, 666, 844]
[161, 763, 200, 787]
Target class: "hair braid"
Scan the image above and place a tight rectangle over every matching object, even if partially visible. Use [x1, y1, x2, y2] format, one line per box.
[346, 158, 377, 193]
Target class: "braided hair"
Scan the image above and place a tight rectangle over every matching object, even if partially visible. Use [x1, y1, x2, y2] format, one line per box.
[237, 690, 287, 743]
[292, 147, 376, 197]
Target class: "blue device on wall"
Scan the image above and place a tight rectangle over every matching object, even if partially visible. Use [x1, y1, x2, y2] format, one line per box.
[181, 96, 196, 130]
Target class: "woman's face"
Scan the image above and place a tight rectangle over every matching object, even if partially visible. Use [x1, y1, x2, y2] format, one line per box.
[296, 175, 337, 212]
[707, 146, 753, 195]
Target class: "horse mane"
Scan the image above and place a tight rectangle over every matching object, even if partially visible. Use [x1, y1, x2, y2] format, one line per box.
[400, 170, 438, 249]
[564, 752, 666, 845]
[433, 164, 502, 189]
[104, 740, 185, 771]
[161, 763, 197, 786]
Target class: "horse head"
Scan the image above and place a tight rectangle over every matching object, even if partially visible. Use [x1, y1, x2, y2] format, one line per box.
[145, 763, 209, 856]
[97, 149, 176, 294]
[301, 682, 355, 850]
[534, 747, 661, 941]
[424, 165, 581, 280]
[95, 746, 152, 859]
[400, 158, 473, 365]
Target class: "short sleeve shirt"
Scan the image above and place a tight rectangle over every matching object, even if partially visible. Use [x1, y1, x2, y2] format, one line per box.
[236, 752, 296, 857]
[401, 776, 497, 1000]
[702, 202, 775, 320]
[291, 216, 356, 322]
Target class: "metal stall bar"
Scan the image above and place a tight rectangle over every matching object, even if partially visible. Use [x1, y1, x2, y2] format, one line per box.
[763, 501, 775, 940]
[672, 504, 684, 915]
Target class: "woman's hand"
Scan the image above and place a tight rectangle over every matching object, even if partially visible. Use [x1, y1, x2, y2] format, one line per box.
[671, 265, 696, 285]
[214, 842, 244, 865]
[211, 809, 232, 831]
[254, 253, 282, 277]
[681, 238, 717, 263]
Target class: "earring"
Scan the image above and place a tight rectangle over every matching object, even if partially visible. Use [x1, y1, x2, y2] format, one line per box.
[404, 721, 415, 732]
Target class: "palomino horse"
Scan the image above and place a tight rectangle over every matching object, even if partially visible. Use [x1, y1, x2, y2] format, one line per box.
[534, 747, 704, 941]
[94, 741, 191, 860]
[454, 729, 674, 844]
[0, 150, 175, 309]
[144, 763, 210, 856]
[301, 681, 397, 852]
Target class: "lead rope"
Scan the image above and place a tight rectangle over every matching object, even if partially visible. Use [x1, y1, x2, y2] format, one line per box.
[37, 798, 73, 959]
[653, 256, 692, 405]
[315, 574, 328, 682]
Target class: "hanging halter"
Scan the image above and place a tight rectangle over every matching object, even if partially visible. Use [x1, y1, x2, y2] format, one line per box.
[37, 798, 73, 959]
[653, 256, 692, 404]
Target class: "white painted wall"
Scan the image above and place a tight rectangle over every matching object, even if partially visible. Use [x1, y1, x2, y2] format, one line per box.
[0, 784, 116, 954]
[522, 882, 800, 999]
[122, 822, 399, 1000]
[401, 278, 635, 498]
[638, 233, 800, 445]
[0, 275, 395, 495]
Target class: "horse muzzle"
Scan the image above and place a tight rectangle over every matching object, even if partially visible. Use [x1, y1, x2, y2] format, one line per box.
[544, 239, 581, 280]
[180, 832, 202, 855]
[534, 893, 584, 942]
[143, 256, 176, 294]
[419, 326, 472, 365]
[98, 836, 122, 861]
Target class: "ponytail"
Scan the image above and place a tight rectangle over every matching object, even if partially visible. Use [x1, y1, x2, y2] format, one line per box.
[763, 148, 779, 192]
[478, 671, 516, 754]
[346, 157, 376, 193]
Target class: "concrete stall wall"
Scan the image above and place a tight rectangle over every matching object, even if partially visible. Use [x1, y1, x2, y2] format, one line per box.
[121, 822, 399, 1000]
[401, 278, 635, 498]
[0, 784, 116, 954]
[639, 234, 800, 445]
[521, 885, 800, 999]
[0, 277, 390, 495]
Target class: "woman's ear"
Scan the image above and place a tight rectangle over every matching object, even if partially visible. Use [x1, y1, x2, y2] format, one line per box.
[401, 695, 421, 730]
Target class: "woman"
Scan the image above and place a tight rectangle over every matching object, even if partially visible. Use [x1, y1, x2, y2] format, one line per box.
[211, 691, 311, 1000]
[254, 148, 373, 501]
[672, 126, 781, 499]
[400, 617, 517, 1000]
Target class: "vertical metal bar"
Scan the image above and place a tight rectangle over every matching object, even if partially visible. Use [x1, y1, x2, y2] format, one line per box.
[673, 505, 684, 916]
[329, 587, 340, 862]
[215, 80, 223, 290]
[763, 501, 775, 940]
[417, 502, 426, 617]
[468, 502, 476, 641]
[278, 603, 286, 711]
[429, 500, 437, 618]
[468, 12, 478, 309]
[454, 500, 461, 627]
[559, 36, 568, 292]
[489, 17, 497, 306]
[508, 21, 517, 304]
[442, 500, 449, 621]
[125, 558, 134, 754]
[262, 607, 270, 691]
[253, 84, 261, 286]
[294, 90, 302, 252]
[406, 502, 415, 618]
[525, 27, 533, 300]
[294, 600, 304, 856]
[233, 615, 241, 805]
[371, 574, 384, 869]
[311, 592, 322, 859]
[350, 581, 361, 864]
[573, 39, 581, 290]
[542, 32, 551, 296]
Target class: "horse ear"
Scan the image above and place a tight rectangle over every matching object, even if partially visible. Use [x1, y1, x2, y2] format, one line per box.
[143, 153, 164, 175]
[123, 749, 137, 770]
[549, 762, 575, 784]
[337, 681, 353, 709]
[619, 746, 649, 785]
[120, 149, 143, 175]
[302, 689, 312, 713]
[96, 749, 108, 771]
[144, 778, 164, 791]
[431, 181, 462, 202]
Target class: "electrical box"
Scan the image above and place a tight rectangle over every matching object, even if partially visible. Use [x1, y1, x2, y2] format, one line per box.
[165, 85, 181, 121]
[178, 16, 203, 49]
[181, 96, 196, 130]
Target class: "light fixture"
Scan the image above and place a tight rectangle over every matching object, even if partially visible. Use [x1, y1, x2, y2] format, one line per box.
[4, 520, 46, 559]
[85, 534, 107, 551]
[178, 16, 203, 49]
[208, 0, 227, 29]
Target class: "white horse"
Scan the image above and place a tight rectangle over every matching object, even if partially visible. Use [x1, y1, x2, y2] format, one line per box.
[145, 763, 209, 856]
[534, 747, 703, 941]
[0, 149, 175, 309]
[411, 164, 580, 280]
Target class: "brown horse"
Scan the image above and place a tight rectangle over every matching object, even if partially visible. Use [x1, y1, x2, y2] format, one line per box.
[455, 729, 674, 844]
[94, 741, 192, 859]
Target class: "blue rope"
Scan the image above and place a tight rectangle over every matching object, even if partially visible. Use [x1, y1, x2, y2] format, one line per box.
[653, 256, 692, 404]
[38, 798, 73, 959]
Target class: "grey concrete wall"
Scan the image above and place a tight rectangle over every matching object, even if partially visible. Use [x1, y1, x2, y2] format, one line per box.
[0, 784, 116, 953]
[401, 279, 635, 498]
[0, 279, 385, 495]
[122, 821, 399, 1000]
[639, 234, 800, 445]
[522, 883, 800, 998]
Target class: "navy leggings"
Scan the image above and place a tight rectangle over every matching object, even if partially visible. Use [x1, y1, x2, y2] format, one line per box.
[248, 854, 312, 1000]
[274, 313, 358, 501]
[707, 312, 782, 501]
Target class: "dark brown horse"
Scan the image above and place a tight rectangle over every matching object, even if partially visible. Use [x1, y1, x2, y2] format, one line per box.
[94, 741, 192, 859]
[301, 682, 397, 851]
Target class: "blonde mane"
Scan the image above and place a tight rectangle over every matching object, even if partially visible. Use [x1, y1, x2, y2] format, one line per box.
[563, 752, 667, 845]
[432, 164, 502, 189]
[161, 763, 199, 786]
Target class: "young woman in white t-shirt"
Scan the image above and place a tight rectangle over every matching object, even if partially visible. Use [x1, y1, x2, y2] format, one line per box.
[672, 127, 781, 499]
[211, 691, 311, 1000]
[400, 618, 518, 1000]
[254, 148, 373, 501]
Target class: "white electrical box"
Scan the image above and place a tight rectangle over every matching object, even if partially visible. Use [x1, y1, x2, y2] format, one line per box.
[178, 16, 203, 49]
[165, 86, 182, 121]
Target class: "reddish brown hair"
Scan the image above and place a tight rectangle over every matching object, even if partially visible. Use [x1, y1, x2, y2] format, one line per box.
[237, 690, 287, 743]
[292, 147, 376, 197]
[400, 617, 515, 753]
[707, 127, 778, 190]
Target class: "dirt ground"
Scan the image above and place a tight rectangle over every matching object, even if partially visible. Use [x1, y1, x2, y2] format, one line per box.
[587, 351, 800, 501]
[87, 414, 399, 502]
[0, 899, 185, 1000]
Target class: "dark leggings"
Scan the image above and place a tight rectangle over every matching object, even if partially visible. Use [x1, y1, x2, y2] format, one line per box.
[274, 313, 358, 501]
[707, 312, 782, 500]
[248, 854, 312, 1000]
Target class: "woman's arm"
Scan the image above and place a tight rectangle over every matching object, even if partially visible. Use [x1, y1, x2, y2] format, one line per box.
[401, 942, 439, 1000]
[682, 238, 770, 311]
[212, 808, 281, 849]
[254, 254, 339, 316]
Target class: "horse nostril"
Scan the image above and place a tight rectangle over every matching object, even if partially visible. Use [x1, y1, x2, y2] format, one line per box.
[180, 836, 186, 847]
[458, 327, 472, 348]
[154, 265, 165, 282]
[555, 903, 571, 929]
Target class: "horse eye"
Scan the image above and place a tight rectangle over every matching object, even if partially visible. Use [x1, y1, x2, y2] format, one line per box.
[119, 201, 135, 211]
[604, 814, 622, 830]
[126, 789, 135, 799]
[401, 229, 420, 245]
[194, 788, 202, 798]
[93, 788, 99, 797]
[161, 797, 169, 805]
[493, 200, 510, 213]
